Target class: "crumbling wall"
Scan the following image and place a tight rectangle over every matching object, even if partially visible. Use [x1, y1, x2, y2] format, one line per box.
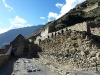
[34, 21, 100, 47]
[0, 45, 10, 54]
[0, 49, 7, 54]
[0, 46, 11, 67]
[67, 22, 87, 31]
[41, 26, 49, 37]
[39, 30, 100, 71]
[34, 22, 88, 44]
[14, 44, 24, 56]
[34, 36, 41, 44]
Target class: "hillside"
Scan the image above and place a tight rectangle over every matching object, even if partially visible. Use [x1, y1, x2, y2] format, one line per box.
[0, 0, 100, 75]
[28, 0, 99, 37]
[38, 29, 100, 74]
[0, 25, 43, 48]
[26, 0, 100, 73]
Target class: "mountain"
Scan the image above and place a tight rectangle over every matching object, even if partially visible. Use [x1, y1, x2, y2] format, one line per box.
[39, 0, 99, 31]
[27, 0, 100, 40]
[0, 25, 43, 48]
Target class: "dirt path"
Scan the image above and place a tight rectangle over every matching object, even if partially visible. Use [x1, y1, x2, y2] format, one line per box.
[0, 57, 61, 75]
[34, 57, 100, 75]
[0, 57, 100, 75]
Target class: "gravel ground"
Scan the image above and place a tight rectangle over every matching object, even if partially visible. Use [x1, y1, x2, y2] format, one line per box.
[0, 57, 18, 75]
[34, 58, 100, 75]
[0, 57, 100, 75]
[0, 57, 61, 75]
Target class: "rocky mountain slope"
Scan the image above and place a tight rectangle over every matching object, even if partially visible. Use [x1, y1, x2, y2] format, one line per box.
[29, 0, 100, 37]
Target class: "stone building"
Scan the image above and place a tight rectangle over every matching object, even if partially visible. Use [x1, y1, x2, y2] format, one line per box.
[10, 34, 29, 56]
[34, 25, 55, 44]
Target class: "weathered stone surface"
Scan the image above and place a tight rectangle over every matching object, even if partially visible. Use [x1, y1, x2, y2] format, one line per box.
[11, 58, 61, 75]
[38, 30, 100, 72]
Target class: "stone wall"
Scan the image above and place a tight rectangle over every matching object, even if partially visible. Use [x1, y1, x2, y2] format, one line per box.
[66, 21, 100, 36]
[34, 36, 41, 44]
[34, 22, 88, 44]
[34, 26, 49, 44]
[83, 2, 98, 12]
[0, 49, 7, 54]
[0, 46, 11, 67]
[14, 44, 24, 56]
[34, 21, 100, 46]
[39, 30, 100, 71]
[41, 26, 49, 38]
[0, 45, 10, 54]
[67, 22, 87, 31]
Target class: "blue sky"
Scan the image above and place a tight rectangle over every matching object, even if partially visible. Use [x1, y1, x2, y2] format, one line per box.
[0, 0, 85, 34]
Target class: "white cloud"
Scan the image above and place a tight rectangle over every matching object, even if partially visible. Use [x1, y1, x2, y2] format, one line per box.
[8, 16, 27, 29]
[40, 17, 46, 19]
[48, 12, 58, 19]
[48, 19, 51, 22]
[55, 3, 63, 9]
[48, 12, 58, 22]
[3, 0, 13, 11]
[56, 0, 86, 19]
[48, 0, 86, 20]
[14, 16, 26, 24]
[0, 16, 32, 34]
[0, 28, 10, 34]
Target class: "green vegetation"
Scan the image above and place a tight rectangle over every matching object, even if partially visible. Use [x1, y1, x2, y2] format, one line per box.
[55, 24, 66, 30]
[87, 0, 97, 6]
[28, 0, 99, 37]
[84, 7, 100, 24]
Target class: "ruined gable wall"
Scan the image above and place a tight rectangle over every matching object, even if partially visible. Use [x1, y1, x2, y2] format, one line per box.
[41, 26, 49, 37]
[34, 26, 50, 44]
[34, 36, 41, 44]
[14, 44, 24, 56]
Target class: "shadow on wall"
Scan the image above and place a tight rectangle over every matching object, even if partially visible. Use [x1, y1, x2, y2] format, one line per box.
[0, 57, 18, 75]
[28, 42, 42, 58]
[91, 34, 100, 42]
[0, 44, 42, 75]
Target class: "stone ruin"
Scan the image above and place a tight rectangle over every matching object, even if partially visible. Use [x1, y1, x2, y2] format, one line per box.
[38, 29, 100, 72]
[0, 1, 100, 73]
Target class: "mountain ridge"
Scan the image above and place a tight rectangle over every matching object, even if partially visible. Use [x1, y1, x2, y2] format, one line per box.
[0, 25, 43, 48]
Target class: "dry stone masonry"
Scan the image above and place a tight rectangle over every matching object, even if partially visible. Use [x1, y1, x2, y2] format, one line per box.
[0, 46, 11, 68]
[39, 29, 100, 72]
[1, 1, 100, 75]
